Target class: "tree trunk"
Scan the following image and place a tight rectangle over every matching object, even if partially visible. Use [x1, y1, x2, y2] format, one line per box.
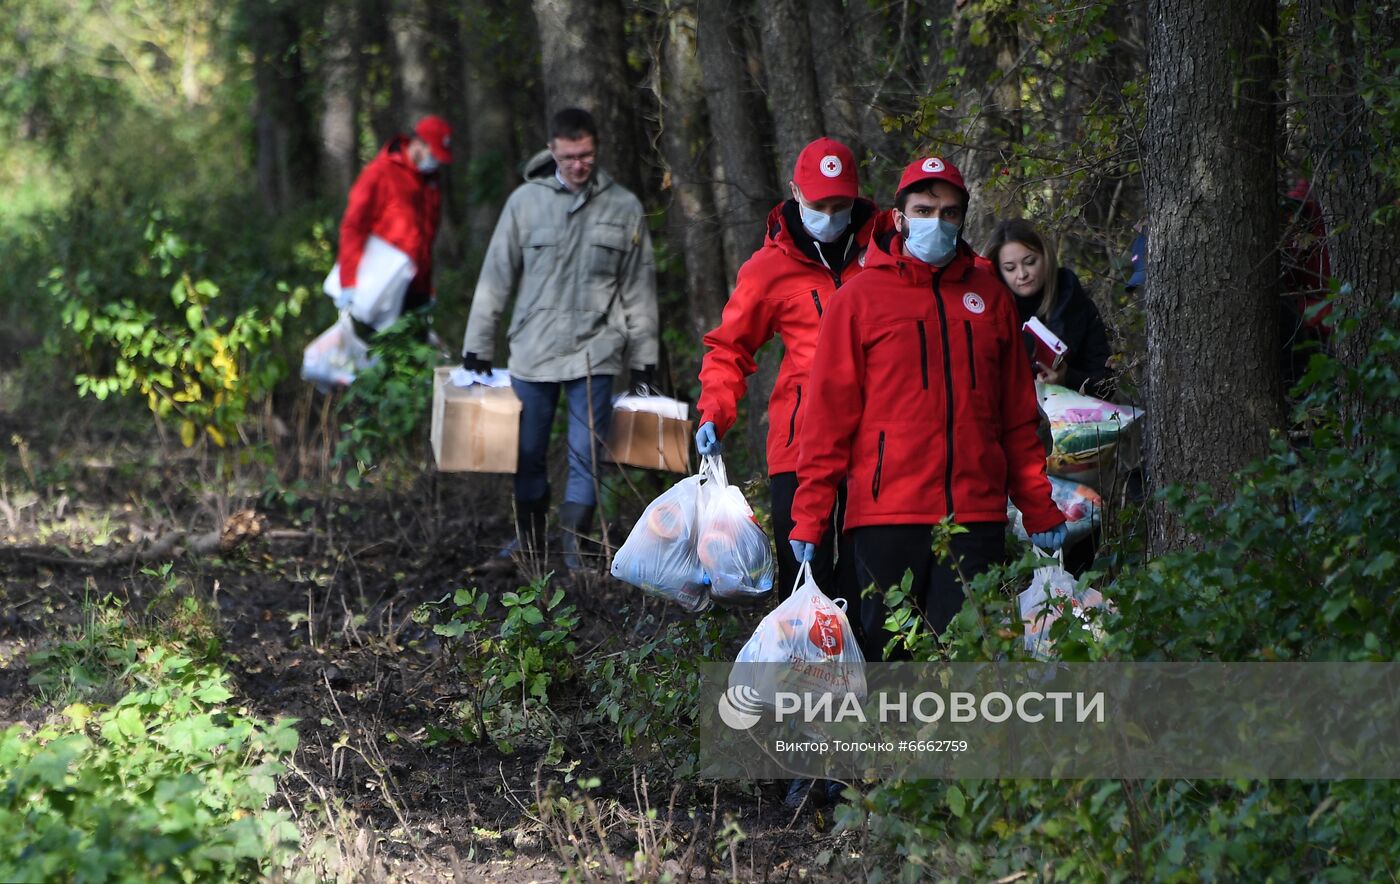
[531, 0, 643, 196]
[390, 0, 435, 122]
[696, 0, 775, 282]
[248, 0, 315, 214]
[756, 0, 824, 179]
[805, 0, 863, 152]
[660, 2, 729, 339]
[1296, 0, 1400, 424]
[948, 0, 1023, 250]
[319, 0, 359, 200]
[1144, 0, 1283, 553]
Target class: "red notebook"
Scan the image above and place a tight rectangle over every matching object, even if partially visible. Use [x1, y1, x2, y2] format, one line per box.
[1022, 316, 1069, 370]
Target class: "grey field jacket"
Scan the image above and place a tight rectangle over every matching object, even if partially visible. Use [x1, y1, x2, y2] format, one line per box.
[462, 152, 659, 382]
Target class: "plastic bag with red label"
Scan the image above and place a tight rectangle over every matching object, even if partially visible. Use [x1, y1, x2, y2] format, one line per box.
[610, 474, 712, 613]
[695, 455, 774, 603]
[730, 562, 866, 704]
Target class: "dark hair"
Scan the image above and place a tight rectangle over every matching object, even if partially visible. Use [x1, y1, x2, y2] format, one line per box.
[985, 218, 1060, 318]
[550, 108, 598, 142]
[895, 179, 969, 215]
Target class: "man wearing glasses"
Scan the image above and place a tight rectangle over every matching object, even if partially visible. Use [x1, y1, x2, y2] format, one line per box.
[463, 108, 659, 571]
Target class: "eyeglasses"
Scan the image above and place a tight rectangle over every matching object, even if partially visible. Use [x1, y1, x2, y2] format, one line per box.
[555, 151, 596, 166]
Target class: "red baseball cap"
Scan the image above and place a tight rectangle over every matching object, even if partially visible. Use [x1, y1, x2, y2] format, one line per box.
[792, 137, 859, 201]
[896, 156, 968, 201]
[414, 115, 454, 164]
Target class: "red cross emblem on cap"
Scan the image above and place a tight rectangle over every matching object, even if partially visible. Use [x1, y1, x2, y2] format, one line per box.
[922, 157, 946, 173]
[820, 155, 843, 177]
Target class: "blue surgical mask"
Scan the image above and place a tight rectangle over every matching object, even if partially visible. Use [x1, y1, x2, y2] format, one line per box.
[799, 203, 852, 243]
[417, 154, 440, 174]
[901, 215, 960, 266]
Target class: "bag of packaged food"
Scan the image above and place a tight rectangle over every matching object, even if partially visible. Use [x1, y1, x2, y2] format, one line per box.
[730, 561, 866, 703]
[301, 312, 372, 391]
[694, 455, 774, 603]
[610, 474, 711, 613]
[1008, 476, 1103, 545]
[1018, 548, 1111, 659]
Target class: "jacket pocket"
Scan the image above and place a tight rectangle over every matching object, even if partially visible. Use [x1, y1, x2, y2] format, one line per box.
[589, 227, 629, 277]
[871, 430, 886, 501]
[785, 384, 802, 448]
[964, 321, 977, 390]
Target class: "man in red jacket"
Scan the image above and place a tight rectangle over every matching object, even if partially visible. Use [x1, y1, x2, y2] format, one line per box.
[696, 137, 877, 599]
[335, 115, 453, 327]
[788, 156, 1066, 661]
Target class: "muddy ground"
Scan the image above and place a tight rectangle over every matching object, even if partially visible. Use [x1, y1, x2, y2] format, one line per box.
[0, 388, 868, 882]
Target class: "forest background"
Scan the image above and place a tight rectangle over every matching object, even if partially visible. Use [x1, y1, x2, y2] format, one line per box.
[0, 0, 1398, 880]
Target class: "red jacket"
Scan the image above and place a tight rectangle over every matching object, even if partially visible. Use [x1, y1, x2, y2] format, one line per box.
[697, 200, 876, 475]
[1283, 178, 1332, 333]
[338, 136, 442, 295]
[789, 215, 1065, 543]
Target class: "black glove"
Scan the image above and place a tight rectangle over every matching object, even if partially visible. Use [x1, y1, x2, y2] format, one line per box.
[462, 352, 493, 374]
[630, 365, 656, 395]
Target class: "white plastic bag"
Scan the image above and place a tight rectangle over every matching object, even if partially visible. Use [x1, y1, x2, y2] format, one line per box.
[301, 312, 372, 390]
[731, 562, 866, 703]
[1008, 476, 1102, 545]
[1018, 548, 1111, 659]
[323, 235, 417, 331]
[695, 455, 774, 602]
[610, 475, 711, 613]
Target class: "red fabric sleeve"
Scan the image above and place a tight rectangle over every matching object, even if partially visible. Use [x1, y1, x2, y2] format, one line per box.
[790, 294, 865, 544]
[697, 270, 777, 438]
[999, 294, 1065, 534]
[337, 163, 381, 289]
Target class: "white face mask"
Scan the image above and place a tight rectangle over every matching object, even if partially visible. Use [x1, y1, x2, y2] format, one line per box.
[799, 203, 852, 243]
[417, 154, 440, 174]
[900, 215, 960, 265]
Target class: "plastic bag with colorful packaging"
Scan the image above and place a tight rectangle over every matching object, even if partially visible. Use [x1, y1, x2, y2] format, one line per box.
[695, 455, 774, 603]
[610, 474, 711, 613]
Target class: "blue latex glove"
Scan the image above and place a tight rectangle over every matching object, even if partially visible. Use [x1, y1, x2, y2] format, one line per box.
[1029, 523, 1069, 552]
[334, 286, 356, 310]
[790, 540, 815, 563]
[696, 421, 720, 456]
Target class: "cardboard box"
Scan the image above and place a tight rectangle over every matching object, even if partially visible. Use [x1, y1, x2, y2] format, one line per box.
[431, 367, 522, 473]
[607, 409, 693, 474]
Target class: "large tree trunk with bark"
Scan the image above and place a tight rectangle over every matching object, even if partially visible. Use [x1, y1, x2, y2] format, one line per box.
[696, 0, 775, 281]
[1144, 0, 1283, 553]
[1296, 0, 1400, 427]
[756, 0, 824, 178]
[390, 0, 435, 122]
[531, 0, 643, 196]
[948, 0, 1023, 250]
[249, 0, 316, 214]
[660, 2, 729, 340]
[319, 0, 359, 201]
[805, 0, 863, 152]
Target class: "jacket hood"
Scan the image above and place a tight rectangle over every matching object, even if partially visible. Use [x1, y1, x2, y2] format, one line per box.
[521, 147, 614, 195]
[864, 209, 979, 283]
[764, 197, 877, 265]
[379, 134, 418, 171]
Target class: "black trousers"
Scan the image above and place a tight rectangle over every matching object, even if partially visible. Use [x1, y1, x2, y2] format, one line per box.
[851, 522, 1007, 661]
[768, 473, 856, 611]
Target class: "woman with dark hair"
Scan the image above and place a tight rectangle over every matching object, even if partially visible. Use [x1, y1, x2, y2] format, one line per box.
[986, 219, 1115, 399]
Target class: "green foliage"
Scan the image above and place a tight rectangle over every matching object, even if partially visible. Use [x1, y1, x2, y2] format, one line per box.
[419, 576, 580, 752]
[583, 613, 748, 776]
[850, 299, 1400, 878]
[54, 214, 308, 447]
[332, 314, 440, 488]
[3, 592, 300, 881]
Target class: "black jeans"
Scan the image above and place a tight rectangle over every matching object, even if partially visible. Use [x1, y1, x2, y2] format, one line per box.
[768, 473, 856, 610]
[851, 522, 1007, 661]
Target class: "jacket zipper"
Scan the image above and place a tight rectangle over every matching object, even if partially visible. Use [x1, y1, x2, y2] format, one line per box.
[932, 266, 955, 516]
[964, 321, 977, 389]
[785, 384, 802, 447]
[872, 430, 885, 501]
[917, 321, 929, 389]
[810, 290, 823, 317]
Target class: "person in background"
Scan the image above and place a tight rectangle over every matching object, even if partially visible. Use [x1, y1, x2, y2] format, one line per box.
[335, 114, 453, 331]
[462, 108, 658, 571]
[788, 156, 1067, 663]
[695, 137, 876, 604]
[1280, 179, 1333, 388]
[985, 219, 1115, 399]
